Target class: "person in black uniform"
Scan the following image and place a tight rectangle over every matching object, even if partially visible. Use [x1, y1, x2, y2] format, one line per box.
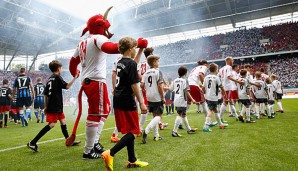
[33, 77, 46, 123]
[0, 79, 13, 128]
[101, 37, 149, 170]
[12, 67, 35, 127]
[27, 60, 80, 152]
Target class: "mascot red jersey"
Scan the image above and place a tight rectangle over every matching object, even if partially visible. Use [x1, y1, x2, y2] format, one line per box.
[67, 7, 148, 159]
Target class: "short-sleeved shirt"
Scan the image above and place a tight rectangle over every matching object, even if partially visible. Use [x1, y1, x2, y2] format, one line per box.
[141, 68, 164, 102]
[0, 86, 12, 105]
[188, 65, 208, 86]
[237, 77, 250, 100]
[231, 70, 238, 90]
[252, 80, 268, 99]
[113, 57, 139, 111]
[34, 83, 46, 97]
[203, 74, 222, 101]
[13, 74, 32, 98]
[267, 84, 275, 100]
[44, 74, 67, 113]
[261, 73, 269, 81]
[169, 77, 190, 107]
[72, 34, 109, 82]
[220, 65, 234, 91]
[137, 59, 150, 76]
[272, 80, 282, 94]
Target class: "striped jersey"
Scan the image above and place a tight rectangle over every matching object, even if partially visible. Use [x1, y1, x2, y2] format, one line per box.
[13, 74, 32, 98]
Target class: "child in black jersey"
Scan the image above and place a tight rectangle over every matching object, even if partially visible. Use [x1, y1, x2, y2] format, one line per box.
[27, 60, 80, 152]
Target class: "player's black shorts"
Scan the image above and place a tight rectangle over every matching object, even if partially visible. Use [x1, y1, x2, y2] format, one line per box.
[16, 97, 32, 108]
[238, 99, 251, 106]
[206, 100, 218, 111]
[275, 93, 283, 100]
[218, 98, 223, 105]
[148, 101, 164, 114]
[34, 101, 44, 109]
[255, 98, 268, 103]
[175, 107, 187, 115]
[268, 100, 275, 105]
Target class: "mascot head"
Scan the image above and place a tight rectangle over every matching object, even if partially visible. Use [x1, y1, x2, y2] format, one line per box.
[81, 6, 114, 39]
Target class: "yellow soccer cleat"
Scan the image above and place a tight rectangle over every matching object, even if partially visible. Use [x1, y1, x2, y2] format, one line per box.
[125, 160, 149, 168]
[101, 150, 114, 171]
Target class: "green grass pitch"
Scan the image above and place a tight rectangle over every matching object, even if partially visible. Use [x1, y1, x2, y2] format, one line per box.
[0, 99, 297, 171]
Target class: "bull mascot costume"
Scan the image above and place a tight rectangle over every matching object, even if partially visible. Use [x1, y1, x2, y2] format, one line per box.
[67, 7, 148, 159]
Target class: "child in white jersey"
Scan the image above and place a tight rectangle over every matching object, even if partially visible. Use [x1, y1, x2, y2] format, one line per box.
[141, 55, 165, 143]
[271, 74, 284, 113]
[251, 72, 273, 119]
[265, 77, 276, 117]
[202, 63, 228, 131]
[169, 66, 197, 137]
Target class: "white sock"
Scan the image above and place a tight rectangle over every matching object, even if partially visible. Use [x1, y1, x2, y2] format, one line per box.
[187, 104, 190, 110]
[266, 105, 271, 116]
[94, 118, 106, 144]
[201, 103, 208, 117]
[145, 116, 161, 134]
[270, 105, 274, 114]
[277, 102, 283, 110]
[112, 127, 118, 137]
[231, 105, 238, 117]
[250, 102, 255, 112]
[205, 116, 212, 126]
[153, 124, 159, 138]
[256, 105, 260, 117]
[215, 113, 223, 125]
[139, 113, 148, 131]
[245, 107, 250, 121]
[196, 104, 200, 112]
[173, 116, 182, 132]
[85, 120, 99, 153]
[240, 105, 245, 116]
[182, 116, 191, 131]
[260, 103, 265, 113]
[220, 104, 226, 117]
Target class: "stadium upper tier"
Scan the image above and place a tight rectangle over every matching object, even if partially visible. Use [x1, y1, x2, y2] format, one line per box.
[153, 22, 298, 65]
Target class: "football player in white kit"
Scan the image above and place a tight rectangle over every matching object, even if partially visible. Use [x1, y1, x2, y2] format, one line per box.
[187, 60, 209, 116]
[251, 72, 273, 119]
[169, 66, 197, 137]
[244, 64, 256, 115]
[259, 68, 269, 115]
[237, 69, 255, 123]
[218, 57, 243, 122]
[141, 55, 165, 143]
[265, 77, 276, 117]
[271, 74, 284, 113]
[202, 63, 228, 131]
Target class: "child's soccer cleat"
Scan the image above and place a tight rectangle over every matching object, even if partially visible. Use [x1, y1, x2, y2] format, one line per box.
[72, 141, 81, 146]
[27, 142, 39, 152]
[172, 131, 182, 137]
[178, 124, 185, 129]
[159, 122, 169, 130]
[187, 129, 196, 134]
[125, 160, 149, 168]
[153, 136, 164, 141]
[110, 136, 120, 143]
[268, 116, 275, 119]
[238, 115, 245, 123]
[219, 124, 228, 129]
[221, 118, 228, 123]
[101, 150, 114, 171]
[82, 149, 101, 159]
[246, 120, 256, 123]
[142, 131, 147, 144]
[93, 142, 105, 154]
[203, 127, 212, 132]
[255, 116, 260, 119]
[208, 122, 218, 127]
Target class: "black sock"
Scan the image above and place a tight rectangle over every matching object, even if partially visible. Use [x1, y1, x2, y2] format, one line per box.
[171, 104, 174, 112]
[4, 114, 8, 126]
[31, 125, 51, 144]
[61, 125, 69, 139]
[127, 139, 136, 163]
[110, 132, 135, 157]
[166, 106, 169, 114]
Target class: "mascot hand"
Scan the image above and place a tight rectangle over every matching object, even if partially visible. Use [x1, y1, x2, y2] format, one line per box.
[137, 38, 148, 48]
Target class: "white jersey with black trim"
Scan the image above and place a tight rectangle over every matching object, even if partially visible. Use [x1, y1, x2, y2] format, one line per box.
[188, 65, 208, 86]
[252, 80, 268, 99]
[231, 70, 238, 90]
[272, 80, 282, 94]
[203, 74, 222, 101]
[237, 77, 250, 100]
[267, 83, 275, 100]
[169, 77, 189, 107]
[141, 68, 164, 102]
[73, 34, 109, 82]
[261, 73, 269, 81]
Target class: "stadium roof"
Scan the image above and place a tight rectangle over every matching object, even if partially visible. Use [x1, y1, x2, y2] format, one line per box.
[0, 0, 297, 70]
